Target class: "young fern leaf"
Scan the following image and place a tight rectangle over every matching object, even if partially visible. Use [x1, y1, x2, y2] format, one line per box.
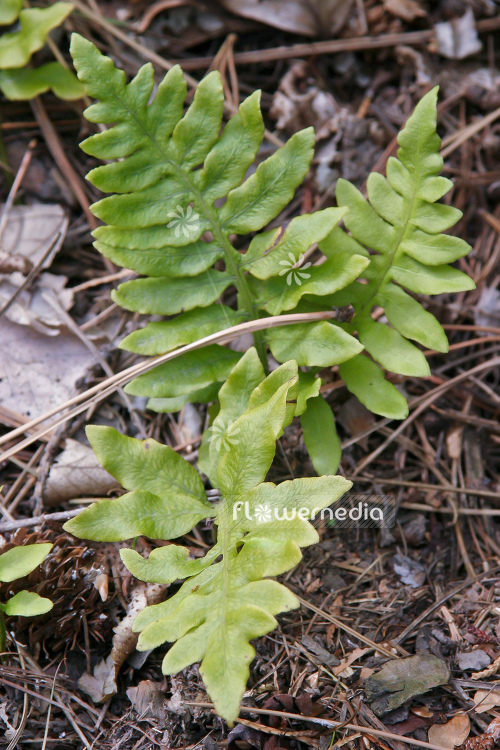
[0, 542, 53, 651]
[0, 3, 83, 101]
[64, 351, 351, 723]
[70, 34, 365, 411]
[319, 87, 475, 419]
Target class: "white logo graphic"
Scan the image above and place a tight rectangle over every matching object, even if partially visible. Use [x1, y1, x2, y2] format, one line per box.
[209, 419, 241, 452]
[167, 204, 200, 238]
[278, 252, 312, 286]
[254, 504, 272, 524]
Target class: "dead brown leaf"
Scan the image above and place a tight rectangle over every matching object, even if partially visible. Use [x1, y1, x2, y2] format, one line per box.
[44, 438, 120, 505]
[473, 689, 500, 714]
[218, 0, 354, 38]
[428, 713, 471, 749]
[333, 647, 370, 676]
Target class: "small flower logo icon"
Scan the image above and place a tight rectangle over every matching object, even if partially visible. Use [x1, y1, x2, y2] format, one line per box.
[278, 252, 312, 286]
[254, 504, 272, 524]
[167, 204, 200, 238]
[209, 419, 241, 452]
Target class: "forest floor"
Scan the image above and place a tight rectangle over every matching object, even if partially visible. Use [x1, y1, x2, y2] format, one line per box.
[0, 1, 500, 748]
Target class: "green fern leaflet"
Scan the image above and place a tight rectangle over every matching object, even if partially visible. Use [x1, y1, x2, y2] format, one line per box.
[320, 88, 474, 419]
[0, 2, 83, 101]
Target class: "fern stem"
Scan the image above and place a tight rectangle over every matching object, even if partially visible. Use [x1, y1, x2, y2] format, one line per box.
[166, 167, 268, 369]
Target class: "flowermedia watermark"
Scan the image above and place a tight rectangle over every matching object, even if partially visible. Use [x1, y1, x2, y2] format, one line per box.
[232, 494, 395, 528]
[278, 252, 312, 286]
[208, 419, 241, 452]
[167, 204, 201, 238]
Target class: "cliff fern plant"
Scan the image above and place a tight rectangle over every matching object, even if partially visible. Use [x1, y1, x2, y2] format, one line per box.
[64, 351, 351, 723]
[0, 541, 53, 652]
[0, 2, 83, 100]
[70, 32, 474, 473]
[318, 88, 475, 420]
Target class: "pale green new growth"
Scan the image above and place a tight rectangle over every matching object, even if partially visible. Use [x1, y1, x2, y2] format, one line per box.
[0, 2, 83, 101]
[72, 35, 474, 472]
[0, 542, 53, 651]
[65, 351, 351, 723]
[320, 87, 475, 419]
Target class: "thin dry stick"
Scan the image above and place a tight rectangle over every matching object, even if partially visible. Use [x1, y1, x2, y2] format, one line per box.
[30, 97, 96, 229]
[294, 594, 408, 658]
[353, 477, 500, 502]
[394, 562, 500, 646]
[0, 138, 36, 241]
[401, 502, 500, 517]
[0, 509, 82, 533]
[352, 356, 500, 476]
[0, 311, 340, 461]
[184, 702, 450, 750]
[7, 644, 29, 750]
[441, 103, 500, 158]
[174, 17, 500, 68]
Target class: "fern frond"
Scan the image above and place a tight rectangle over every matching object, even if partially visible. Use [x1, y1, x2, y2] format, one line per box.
[65, 351, 351, 723]
[0, 3, 83, 101]
[70, 34, 365, 406]
[319, 87, 475, 419]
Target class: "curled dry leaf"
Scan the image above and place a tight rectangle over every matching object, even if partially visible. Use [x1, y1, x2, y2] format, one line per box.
[78, 582, 167, 702]
[428, 713, 470, 749]
[218, 0, 355, 37]
[472, 654, 500, 680]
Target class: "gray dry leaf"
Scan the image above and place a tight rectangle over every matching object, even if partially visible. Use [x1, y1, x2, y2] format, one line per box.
[44, 439, 120, 505]
[219, 0, 354, 37]
[126, 680, 165, 721]
[365, 653, 450, 716]
[0, 318, 95, 419]
[435, 8, 482, 60]
[456, 650, 492, 672]
[393, 554, 426, 588]
[78, 582, 168, 702]
[0, 203, 72, 334]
